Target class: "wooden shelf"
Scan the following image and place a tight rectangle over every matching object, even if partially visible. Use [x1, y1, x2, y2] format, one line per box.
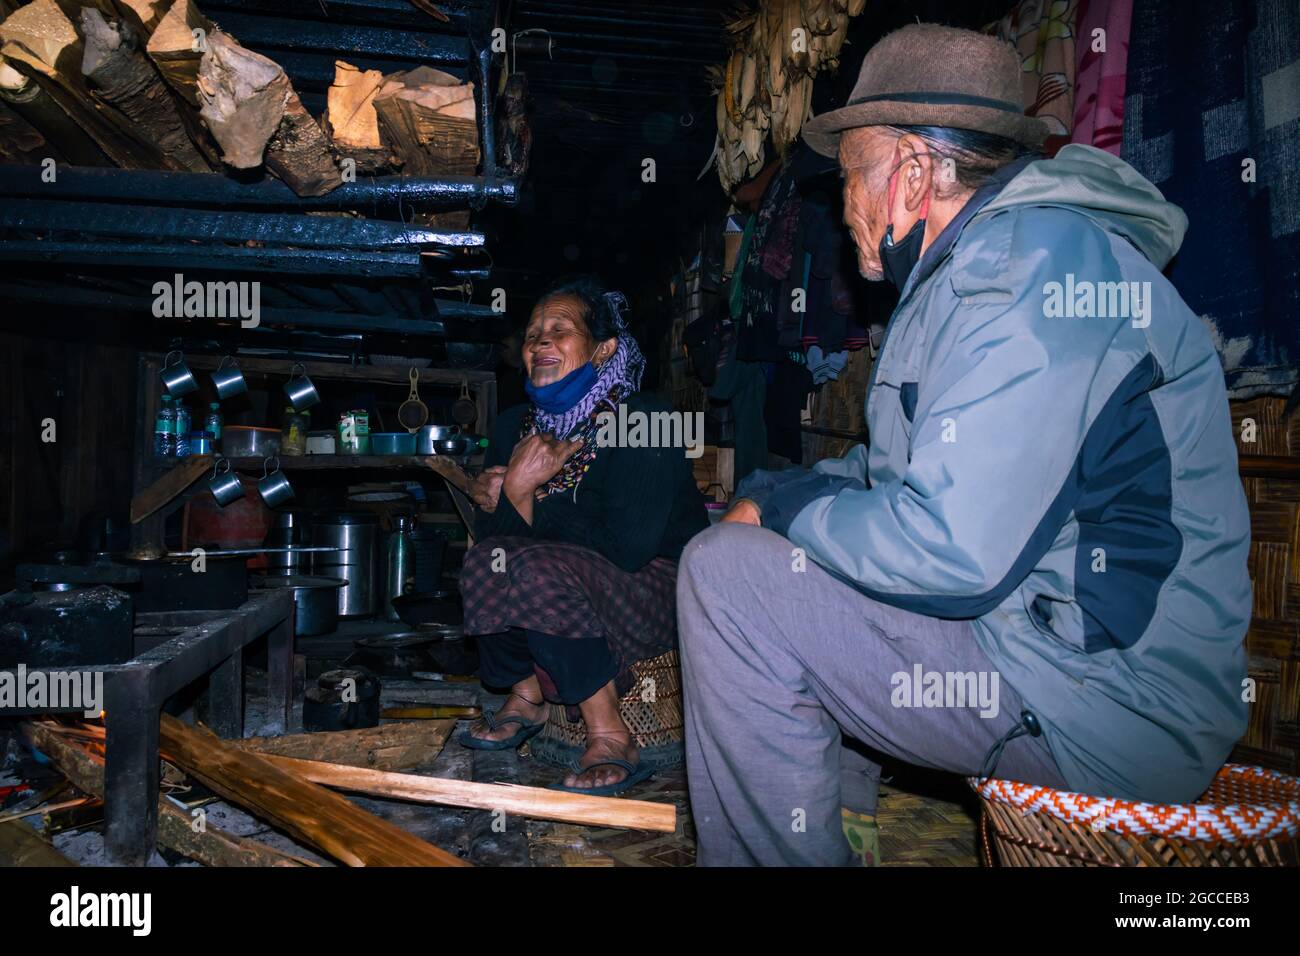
[226, 455, 482, 471]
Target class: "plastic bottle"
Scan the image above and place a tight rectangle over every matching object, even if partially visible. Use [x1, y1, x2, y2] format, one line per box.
[155, 395, 175, 458]
[174, 400, 191, 457]
[204, 403, 223, 448]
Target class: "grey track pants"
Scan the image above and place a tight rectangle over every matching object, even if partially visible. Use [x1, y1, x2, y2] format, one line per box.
[676, 523, 1066, 867]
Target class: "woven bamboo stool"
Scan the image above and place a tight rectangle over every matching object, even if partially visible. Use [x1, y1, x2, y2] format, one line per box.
[531, 649, 685, 771]
[972, 764, 1300, 866]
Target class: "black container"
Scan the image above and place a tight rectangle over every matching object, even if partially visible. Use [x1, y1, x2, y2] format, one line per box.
[302, 668, 381, 731]
[121, 555, 248, 613]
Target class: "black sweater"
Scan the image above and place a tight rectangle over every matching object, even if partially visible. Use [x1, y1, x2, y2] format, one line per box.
[474, 394, 709, 572]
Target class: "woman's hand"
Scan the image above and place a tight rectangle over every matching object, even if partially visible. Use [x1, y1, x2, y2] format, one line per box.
[470, 466, 507, 513]
[720, 498, 761, 525]
[502, 433, 584, 501]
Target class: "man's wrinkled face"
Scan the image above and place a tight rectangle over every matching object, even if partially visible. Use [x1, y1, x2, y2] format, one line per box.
[839, 127, 894, 281]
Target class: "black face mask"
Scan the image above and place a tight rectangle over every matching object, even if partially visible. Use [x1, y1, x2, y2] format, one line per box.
[876, 146, 931, 292]
[878, 218, 927, 292]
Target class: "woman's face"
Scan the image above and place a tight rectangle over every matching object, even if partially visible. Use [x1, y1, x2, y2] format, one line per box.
[522, 295, 615, 386]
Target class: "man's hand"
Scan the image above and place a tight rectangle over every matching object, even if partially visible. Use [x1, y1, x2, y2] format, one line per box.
[502, 433, 584, 501]
[720, 498, 761, 526]
[470, 465, 507, 513]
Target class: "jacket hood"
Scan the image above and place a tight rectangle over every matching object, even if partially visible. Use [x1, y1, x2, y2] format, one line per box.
[976, 144, 1188, 270]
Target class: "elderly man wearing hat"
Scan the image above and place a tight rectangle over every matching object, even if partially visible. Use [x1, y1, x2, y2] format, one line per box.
[677, 24, 1251, 866]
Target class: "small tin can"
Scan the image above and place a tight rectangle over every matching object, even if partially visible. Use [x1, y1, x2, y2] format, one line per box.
[338, 411, 371, 454]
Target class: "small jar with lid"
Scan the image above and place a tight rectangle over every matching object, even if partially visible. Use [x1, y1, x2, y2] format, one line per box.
[281, 405, 309, 456]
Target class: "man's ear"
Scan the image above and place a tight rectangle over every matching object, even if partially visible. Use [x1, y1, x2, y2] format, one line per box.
[897, 133, 932, 212]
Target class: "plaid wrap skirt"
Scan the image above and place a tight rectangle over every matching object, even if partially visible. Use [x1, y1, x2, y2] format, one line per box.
[461, 536, 679, 700]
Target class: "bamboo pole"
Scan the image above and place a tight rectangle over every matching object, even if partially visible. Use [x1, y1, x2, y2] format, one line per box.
[259, 754, 679, 833]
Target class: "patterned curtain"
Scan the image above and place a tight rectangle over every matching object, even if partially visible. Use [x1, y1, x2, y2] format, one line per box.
[1122, 0, 1300, 397]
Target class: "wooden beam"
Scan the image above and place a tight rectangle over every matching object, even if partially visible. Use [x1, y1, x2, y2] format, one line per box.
[259, 755, 679, 833]
[233, 720, 455, 772]
[0, 55, 109, 165]
[0, 819, 76, 866]
[158, 713, 469, 866]
[22, 721, 306, 867]
[130, 453, 210, 524]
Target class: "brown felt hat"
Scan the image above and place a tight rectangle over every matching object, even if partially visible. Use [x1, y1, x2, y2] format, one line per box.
[802, 23, 1049, 157]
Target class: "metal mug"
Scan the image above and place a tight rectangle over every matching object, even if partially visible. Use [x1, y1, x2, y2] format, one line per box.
[257, 456, 295, 507]
[207, 457, 244, 507]
[211, 355, 247, 399]
[284, 363, 320, 412]
[161, 350, 198, 397]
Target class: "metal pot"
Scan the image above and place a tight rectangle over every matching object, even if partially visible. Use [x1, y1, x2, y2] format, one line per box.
[250, 575, 345, 636]
[310, 511, 379, 618]
[265, 511, 310, 576]
[415, 424, 461, 455]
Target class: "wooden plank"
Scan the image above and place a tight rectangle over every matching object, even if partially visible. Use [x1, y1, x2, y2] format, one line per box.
[157, 713, 469, 866]
[225, 454, 483, 475]
[259, 755, 679, 833]
[0, 820, 76, 866]
[183, 352, 496, 386]
[233, 720, 454, 772]
[21, 721, 306, 867]
[130, 454, 210, 523]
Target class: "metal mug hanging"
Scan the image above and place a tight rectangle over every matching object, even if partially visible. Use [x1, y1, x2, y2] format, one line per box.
[161, 350, 198, 397]
[207, 457, 244, 507]
[257, 456, 294, 507]
[284, 363, 320, 412]
[211, 355, 247, 399]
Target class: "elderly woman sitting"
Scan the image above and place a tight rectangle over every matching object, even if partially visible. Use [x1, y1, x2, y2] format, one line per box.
[458, 275, 707, 795]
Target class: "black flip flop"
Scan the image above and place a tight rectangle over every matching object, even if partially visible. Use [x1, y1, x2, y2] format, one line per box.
[456, 708, 545, 751]
[549, 756, 654, 797]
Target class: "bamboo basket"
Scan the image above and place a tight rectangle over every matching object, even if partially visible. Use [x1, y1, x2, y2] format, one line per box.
[531, 650, 685, 771]
[973, 764, 1300, 867]
[1229, 396, 1300, 775]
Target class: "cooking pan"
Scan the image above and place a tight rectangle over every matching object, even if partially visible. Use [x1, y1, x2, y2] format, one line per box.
[389, 589, 462, 628]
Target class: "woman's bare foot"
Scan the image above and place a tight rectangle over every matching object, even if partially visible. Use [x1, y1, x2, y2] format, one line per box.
[562, 680, 641, 790]
[466, 675, 546, 744]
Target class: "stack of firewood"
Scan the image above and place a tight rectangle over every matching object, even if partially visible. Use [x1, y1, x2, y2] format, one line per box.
[0, 0, 479, 198]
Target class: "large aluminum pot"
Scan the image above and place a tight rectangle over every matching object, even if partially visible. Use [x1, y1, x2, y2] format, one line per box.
[310, 512, 379, 618]
[250, 574, 345, 636]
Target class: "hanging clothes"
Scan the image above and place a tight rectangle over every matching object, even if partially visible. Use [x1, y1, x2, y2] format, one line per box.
[988, 0, 1082, 156]
[1070, 0, 1133, 155]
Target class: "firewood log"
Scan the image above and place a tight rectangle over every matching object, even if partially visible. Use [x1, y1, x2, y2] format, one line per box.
[80, 7, 210, 171]
[373, 66, 478, 179]
[322, 59, 392, 174]
[144, 0, 211, 106]
[0, 0, 162, 166]
[266, 86, 343, 196]
[195, 29, 286, 169]
[0, 54, 108, 164]
[196, 30, 341, 194]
